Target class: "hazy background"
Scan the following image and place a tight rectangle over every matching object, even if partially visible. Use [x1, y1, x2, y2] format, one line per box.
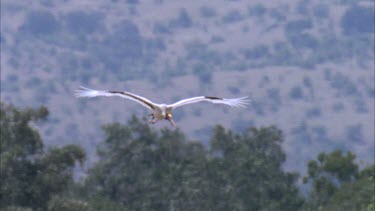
[1, 0, 374, 173]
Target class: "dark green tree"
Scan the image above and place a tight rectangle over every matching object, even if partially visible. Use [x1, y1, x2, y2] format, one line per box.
[85, 117, 303, 210]
[302, 149, 366, 210]
[206, 126, 303, 210]
[0, 103, 86, 210]
[85, 116, 208, 210]
[322, 164, 374, 211]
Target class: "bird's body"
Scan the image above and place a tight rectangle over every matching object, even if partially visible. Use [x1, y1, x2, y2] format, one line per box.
[150, 104, 172, 123]
[75, 86, 249, 127]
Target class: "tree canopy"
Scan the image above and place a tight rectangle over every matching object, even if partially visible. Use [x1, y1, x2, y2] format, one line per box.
[1, 103, 373, 210]
[84, 117, 303, 210]
[302, 150, 374, 211]
[0, 103, 86, 210]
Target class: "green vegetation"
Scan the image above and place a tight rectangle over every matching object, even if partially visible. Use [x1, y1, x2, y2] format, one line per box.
[84, 121, 303, 210]
[1, 103, 373, 210]
[0, 103, 86, 210]
[302, 151, 374, 211]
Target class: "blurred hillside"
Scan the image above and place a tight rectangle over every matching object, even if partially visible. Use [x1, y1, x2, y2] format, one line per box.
[1, 0, 374, 172]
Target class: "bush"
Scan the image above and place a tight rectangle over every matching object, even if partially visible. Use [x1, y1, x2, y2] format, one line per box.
[126, 0, 139, 4]
[346, 124, 363, 143]
[169, 8, 192, 28]
[228, 86, 240, 95]
[306, 107, 321, 118]
[332, 102, 345, 113]
[222, 9, 244, 23]
[64, 11, 104, 34]
[20, 11, 60, 35]
[272, 42, 294, 65]
[288, 33, 318, 49]
[313, 4, 329, 18]
[210, 35, 225, 43]
[6, 74, 18, 83]
[341, 5, 374, 35]
[243, 45, 270, 59]
[193, 63, 212, 84]
[289, 86, 304, 99]
[200, 6, 216, 18]
[285, 19, 313, 34]
[303, 76, 312, 88]
[267, 88, 281, 104]
[331, 73, 358, 96]
[97, 20, 143, 73]
[153, 23, 171, 34]
[270, 8, 286, 22]
[248, 4, 267, 17]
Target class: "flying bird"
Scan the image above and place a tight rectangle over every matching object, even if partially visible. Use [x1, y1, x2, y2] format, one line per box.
[75, 86, 249, 127]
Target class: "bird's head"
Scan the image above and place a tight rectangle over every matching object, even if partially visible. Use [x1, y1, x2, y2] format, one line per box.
[165, 113, 176, 128]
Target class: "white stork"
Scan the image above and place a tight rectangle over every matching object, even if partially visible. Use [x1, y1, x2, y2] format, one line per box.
[75, 86, 249, 127]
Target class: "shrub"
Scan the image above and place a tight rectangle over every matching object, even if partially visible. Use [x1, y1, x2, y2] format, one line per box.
[200, 6, 216, 18]
[341, 5, 374, 35]
[64, 11, 103, 34]
[289, 86, 304, 99]
[222, 9, 244, 23]
[20, 11, 60, 35]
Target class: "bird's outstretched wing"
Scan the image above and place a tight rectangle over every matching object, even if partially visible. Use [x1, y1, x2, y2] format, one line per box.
[168, 96, 250, 109]
[75, 86, 156, 110]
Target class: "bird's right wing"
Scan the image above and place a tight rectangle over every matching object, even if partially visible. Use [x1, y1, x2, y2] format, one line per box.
[75, 86, 156, 110]
[168, 96, 249, 109]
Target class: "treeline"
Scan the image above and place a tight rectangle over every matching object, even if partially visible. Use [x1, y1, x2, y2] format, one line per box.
[1, 103, 374, 211]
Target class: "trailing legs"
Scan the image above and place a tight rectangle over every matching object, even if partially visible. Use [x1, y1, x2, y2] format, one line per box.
[148, 114, 159, 124]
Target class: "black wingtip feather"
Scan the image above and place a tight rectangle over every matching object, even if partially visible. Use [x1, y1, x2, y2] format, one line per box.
[205, 96, 222, 100]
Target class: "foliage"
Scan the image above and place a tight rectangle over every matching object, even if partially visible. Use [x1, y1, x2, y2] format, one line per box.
[20, 10, 60, 35]
[222, 9, 244, 23]
[285, 19, 313, 34]
[200, 6, 216, 18]
[243, 45, 270, 60]
[312, 4, 329, 18]
[1, 103, 373, 210]
[346, 124, 364, 143]
[301, 150, 368, 210]
[322, 165, 374, 211]
[84, 117, 208, 210]
[64, 10, 104, 34]
[341, 5, 375, 36]
[193, 62, 213, 84]
[289, 86, 304, 99]
[101, 20, 143, 62]
[0, 103, 85, 210]
[206, 126, 304, 210]
[248, 4, 267, 17]
[169, 8, 192, 28]
[84, 117, 303, 210]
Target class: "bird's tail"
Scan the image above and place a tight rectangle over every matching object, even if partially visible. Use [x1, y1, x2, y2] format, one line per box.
[74, 86, 102, 98]
[224, 96, 251, 108]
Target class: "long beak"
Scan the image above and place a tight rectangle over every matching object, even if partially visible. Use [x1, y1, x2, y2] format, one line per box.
[168, 118, 176, 128]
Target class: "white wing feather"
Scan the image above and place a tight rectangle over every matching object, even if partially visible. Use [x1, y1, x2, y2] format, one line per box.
[168, 96, 250, 109]
[75, 86, 156, 110]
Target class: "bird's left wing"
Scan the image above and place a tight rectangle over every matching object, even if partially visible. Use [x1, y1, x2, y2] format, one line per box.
[75, 86, 156, 110]
[168, 96, 249, 109]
